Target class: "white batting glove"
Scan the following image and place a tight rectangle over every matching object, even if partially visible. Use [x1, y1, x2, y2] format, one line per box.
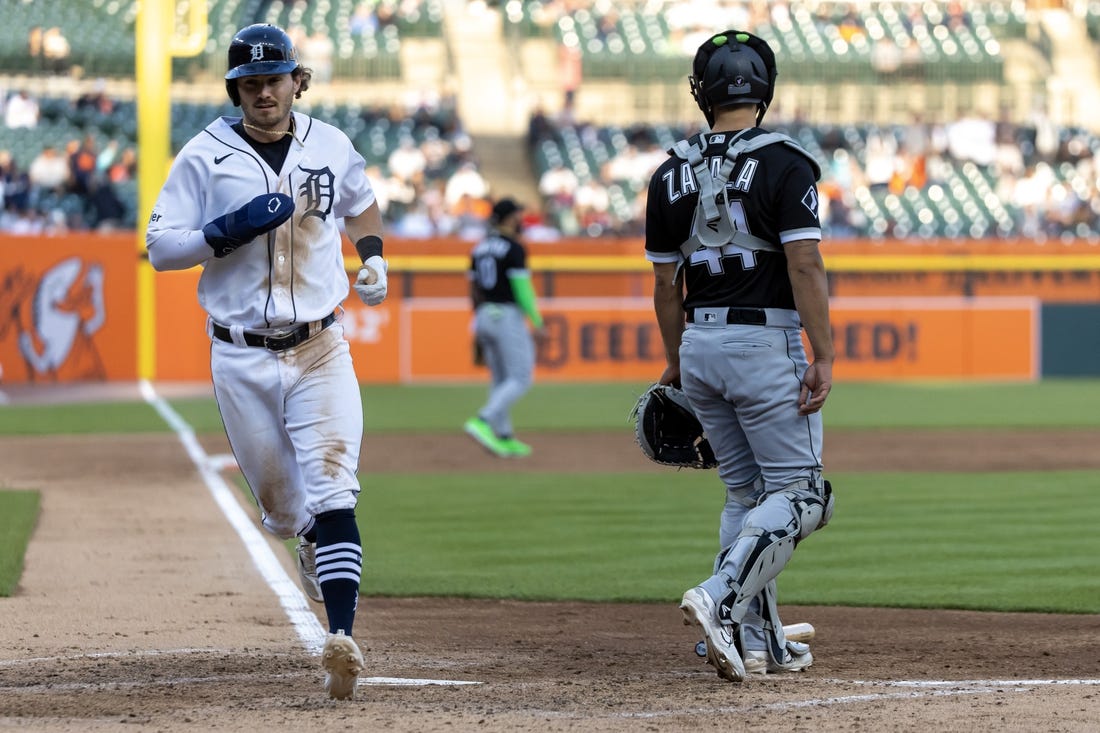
[354, 254, 388, 306]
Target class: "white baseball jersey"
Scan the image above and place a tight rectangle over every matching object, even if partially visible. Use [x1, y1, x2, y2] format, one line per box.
[146, 111, 375, 329]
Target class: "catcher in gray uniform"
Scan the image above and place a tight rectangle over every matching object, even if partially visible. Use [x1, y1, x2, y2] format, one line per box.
[644, 30, 836, 682]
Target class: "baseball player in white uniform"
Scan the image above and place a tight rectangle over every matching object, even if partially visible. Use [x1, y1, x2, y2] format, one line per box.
[145, 23, 387, 700]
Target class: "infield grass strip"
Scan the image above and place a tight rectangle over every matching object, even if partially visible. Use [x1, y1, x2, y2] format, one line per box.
[3, 380, 1100, 434]
[359, 470, 1100, 613]
[0, 490, 40, 596]
[0, 402, 168, 434]
[356, 380, 1100, 431]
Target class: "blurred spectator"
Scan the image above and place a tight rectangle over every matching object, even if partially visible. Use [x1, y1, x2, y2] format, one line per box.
[870, 36, 902, 79]
[96, 139, 120, 175]
[863, 129, 896, 191]
[5, 90, 39, 129]
[107, 147, 137, 184]
[1007, 163, 1055, 238]
[572, 176, 613, 236]
[68, 135, 99, 196]
[0, 205, 50, 234]
[527, 102, 555, 150]
[42, 27, 71, 75]
[946, 113, 996, 166]
[993, 108, 1024, 176]
[27, 26, 43, 73]
[76, 80, 115, 115]
[388, 137, 428, 185]
[0, 150, 32, 214]
[28, 145, 69, 195]
[898, 37, 924, 79]
[836, 8, 864, 44]
[301, 29, 335, 84]
[444, 161, 491, 212]
[87, 174, 126, 231]
[537, 160, 579, 210]
[350, 2, 379, 36]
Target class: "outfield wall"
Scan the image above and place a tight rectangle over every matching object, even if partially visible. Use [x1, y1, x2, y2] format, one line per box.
[0, 233, 1095, 385]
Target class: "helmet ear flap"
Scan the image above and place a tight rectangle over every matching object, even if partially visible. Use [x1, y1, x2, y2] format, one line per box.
[688, 73, 714, 127]
[226, 79, 241, 106]
[689, 33, 726, 127]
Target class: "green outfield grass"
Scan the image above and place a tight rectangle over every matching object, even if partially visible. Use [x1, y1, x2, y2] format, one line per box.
[2, 379, 1100, 435]
[359, 470, 1100, 613]
[0, 490, 40, 596]
[1, 381, 1098, 612]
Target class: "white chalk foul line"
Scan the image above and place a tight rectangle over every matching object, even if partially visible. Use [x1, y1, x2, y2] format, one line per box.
[140, 379, 327, 655]
[857, 678, 1100, 688]
[362, 677, 482, 686]
[610, 677, 1100, 719]
[138, 380, 484, 690]
[0, 672, 481, 694]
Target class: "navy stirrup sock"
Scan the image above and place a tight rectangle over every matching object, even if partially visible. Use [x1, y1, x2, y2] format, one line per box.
[314, 508, 362, 636]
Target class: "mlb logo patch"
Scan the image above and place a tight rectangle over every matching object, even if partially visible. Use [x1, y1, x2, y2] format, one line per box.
[703, 312, 718, 322]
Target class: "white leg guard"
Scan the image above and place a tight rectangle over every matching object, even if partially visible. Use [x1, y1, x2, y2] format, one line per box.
[739, 581, 814, 673]
[715, 480, 834, 625]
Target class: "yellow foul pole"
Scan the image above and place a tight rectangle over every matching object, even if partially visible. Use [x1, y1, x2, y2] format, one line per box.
[135, 0, 206, 380]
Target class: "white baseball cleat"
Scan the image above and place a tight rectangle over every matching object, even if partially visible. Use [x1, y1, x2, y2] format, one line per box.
[744, 642, 813, 675]
[680, 586, 745, 682]
[296, 538, 323, 602]
[322, 631, 364, 700]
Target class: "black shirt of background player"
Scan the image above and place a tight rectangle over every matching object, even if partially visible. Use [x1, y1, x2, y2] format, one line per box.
[470, 233, 526, 305]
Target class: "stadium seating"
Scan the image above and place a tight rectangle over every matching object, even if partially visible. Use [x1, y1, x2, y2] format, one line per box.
[503, 0, 1018, 85]
[0, 0, 444, 80]
[527, 113, 1100, 240]
[2, 2, 1098, 240]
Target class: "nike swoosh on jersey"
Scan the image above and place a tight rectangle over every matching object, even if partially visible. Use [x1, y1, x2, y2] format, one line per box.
[214, 154, 232, 165]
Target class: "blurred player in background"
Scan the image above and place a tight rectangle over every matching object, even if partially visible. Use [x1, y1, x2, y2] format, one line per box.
[145, 23, 388, 700]
[464, 198, 547, 457]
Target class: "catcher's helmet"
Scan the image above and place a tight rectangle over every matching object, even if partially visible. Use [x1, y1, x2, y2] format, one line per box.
[224, 24, 299, 106]
[689, 30, 777, 127]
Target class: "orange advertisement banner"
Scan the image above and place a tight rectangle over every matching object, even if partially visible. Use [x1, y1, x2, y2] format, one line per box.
[397, 296, 1040, 383]
[400, 298, 663, 382]
[828, 297, 1039, 380]
[0, 230, 1040, 385]
[0, 235, 137, 384]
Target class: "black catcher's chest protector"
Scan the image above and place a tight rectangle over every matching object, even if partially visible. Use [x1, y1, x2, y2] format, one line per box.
[669, 130, 821, 266]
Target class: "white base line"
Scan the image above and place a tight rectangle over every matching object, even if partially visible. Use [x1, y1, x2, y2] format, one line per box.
[139, 380, 327, 655]
[137, 380, 484, 689]
[853, 678, 1100, 688]
[362, 677, 482, 686]
[0, 673, 482, 693]
[610, 678, 1100, 719]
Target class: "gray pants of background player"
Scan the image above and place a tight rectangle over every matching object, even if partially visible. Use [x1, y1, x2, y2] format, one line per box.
[679, 314, 824, 650]
[474, 303, 535, 438]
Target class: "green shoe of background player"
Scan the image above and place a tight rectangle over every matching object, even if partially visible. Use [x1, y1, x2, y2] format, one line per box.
[499, 437, 532, 458]
[463, 417, 510, 457]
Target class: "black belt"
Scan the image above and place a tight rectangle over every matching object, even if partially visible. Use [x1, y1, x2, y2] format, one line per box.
[212, 312, 336, 351]
[686, 308, 767, 325]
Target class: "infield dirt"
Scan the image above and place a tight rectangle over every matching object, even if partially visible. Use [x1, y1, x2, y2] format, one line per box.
[1, 428, 1098, 731]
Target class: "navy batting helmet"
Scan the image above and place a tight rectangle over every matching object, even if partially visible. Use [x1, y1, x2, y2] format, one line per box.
[225, 24, 299, 106]
[689, 30, 777, 127]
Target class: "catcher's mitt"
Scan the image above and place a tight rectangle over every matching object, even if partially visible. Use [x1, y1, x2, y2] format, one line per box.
[630, 383, 717, 469]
